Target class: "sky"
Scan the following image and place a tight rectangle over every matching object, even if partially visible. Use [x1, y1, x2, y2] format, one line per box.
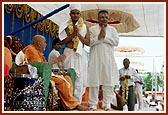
[114, 36, 165, 73]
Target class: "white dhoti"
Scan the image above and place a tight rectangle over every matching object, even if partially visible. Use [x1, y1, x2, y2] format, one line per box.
[59, 19, 88, 104]
[63, 47, 88, 104]
[136, 83, 143, 110]
[89, 86, 115, 109]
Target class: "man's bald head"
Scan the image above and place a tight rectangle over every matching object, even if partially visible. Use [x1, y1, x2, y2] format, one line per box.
[32, 35, 45, 45]
[32, 35, 47, 52]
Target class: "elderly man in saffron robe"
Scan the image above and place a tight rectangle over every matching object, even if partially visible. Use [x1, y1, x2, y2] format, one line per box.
[22, 34, 89, 111]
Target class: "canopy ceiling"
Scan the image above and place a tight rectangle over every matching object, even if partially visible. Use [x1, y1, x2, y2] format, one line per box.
[28, 2, 165, 37]
[28, 3, 165, 73]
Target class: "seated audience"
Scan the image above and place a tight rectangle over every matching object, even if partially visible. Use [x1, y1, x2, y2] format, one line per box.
[148, 94, 158, 111]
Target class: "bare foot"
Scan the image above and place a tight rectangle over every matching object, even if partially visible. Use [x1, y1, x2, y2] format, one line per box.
[76, 104, 90, 111]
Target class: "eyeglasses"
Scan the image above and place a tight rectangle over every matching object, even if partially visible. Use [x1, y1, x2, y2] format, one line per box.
[71, 12, 80, 15]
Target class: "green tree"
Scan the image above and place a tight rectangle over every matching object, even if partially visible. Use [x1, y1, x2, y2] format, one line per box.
[156, 73, 164, 90]
[143, 72, 164, 91]
[143, 72, 152, 91]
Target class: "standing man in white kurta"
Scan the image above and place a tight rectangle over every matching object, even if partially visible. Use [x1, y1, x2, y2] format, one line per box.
[87, 10, 119, 111]
[134, 69, 144, 110]
[119, 58, 137, 111]
[58, 4, 90, 104]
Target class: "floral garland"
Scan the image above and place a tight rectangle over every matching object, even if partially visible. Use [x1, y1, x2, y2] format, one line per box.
[125, 79, 129, 100]
[5, 4, 14, 14]
[50, 22, 58, 37]
[120, 75, 129, 104]
[121, 80, 126, 103]
[37, 14, 44, 32]
[24, 5, 31, 23]
[68, 17, 84, 51]
[45, 19, 51, 33]
[15, 4, 24, 18]
[31, 9, 38, 28]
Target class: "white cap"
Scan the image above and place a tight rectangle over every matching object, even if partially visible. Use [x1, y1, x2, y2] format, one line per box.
[70, 4, 81, 11]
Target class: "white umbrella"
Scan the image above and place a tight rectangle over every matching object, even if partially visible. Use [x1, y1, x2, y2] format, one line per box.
[114, 46, 145, 57]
